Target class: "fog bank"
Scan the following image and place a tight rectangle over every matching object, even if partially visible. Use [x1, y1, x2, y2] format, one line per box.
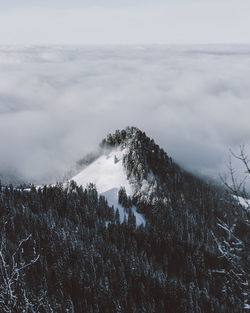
[0, 45, 250, 185]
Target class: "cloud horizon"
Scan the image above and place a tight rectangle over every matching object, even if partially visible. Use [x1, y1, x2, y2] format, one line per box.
[0, 45, 250, 186]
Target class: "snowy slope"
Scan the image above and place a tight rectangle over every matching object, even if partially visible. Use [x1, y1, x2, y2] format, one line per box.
[72, 148, 145, 226]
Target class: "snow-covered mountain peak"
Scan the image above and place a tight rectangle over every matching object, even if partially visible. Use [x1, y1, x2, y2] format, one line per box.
[71, 127, 176, 224]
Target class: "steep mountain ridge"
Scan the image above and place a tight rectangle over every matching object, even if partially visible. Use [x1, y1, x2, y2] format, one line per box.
[74, 127, 176, 205]
[71, 126, 178, 225]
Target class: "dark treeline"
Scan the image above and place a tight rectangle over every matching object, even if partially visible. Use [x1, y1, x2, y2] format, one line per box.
[0, 127, 248, 312]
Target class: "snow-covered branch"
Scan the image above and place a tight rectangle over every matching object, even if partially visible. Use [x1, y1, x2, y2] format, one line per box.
[0, 232, 42, 312]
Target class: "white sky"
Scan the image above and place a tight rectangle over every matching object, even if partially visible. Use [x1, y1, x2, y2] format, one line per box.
[0, 0, 249, 44]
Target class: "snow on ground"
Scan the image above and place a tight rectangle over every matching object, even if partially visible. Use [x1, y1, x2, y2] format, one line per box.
[72, 148, 145, 226]
[102, 188, 145, 226]
[244, 303, 250, 309]
[72, 148, 132, 194]
[233, 195, 250, 210]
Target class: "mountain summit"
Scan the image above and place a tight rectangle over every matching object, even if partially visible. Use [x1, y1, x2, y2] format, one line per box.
[72, 126, 177, 225]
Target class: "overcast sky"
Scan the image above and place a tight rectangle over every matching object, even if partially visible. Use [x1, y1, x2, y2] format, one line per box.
[0, 0, 249, 44]
[0, 45, 250, 185]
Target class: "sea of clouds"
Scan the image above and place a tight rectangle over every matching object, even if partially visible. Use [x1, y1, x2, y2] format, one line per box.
[0, 45, 250, 185]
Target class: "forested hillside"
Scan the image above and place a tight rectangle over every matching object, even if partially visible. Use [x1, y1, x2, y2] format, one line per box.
[0, 127, 248, 312]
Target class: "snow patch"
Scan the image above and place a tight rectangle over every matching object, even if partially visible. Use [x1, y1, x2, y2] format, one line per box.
[72, 148, 145, 226]
[72, 148, 132, 194]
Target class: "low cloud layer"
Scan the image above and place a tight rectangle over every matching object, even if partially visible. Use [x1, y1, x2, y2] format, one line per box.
[0, 45, 250, 185]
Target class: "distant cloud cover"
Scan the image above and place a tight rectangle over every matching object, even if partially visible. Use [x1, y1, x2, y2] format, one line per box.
[0, 45, 250, 184]
[0, 0, 249, 44]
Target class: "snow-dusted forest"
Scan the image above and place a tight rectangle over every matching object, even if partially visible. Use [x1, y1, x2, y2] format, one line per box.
[0, 127, 249, 312]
